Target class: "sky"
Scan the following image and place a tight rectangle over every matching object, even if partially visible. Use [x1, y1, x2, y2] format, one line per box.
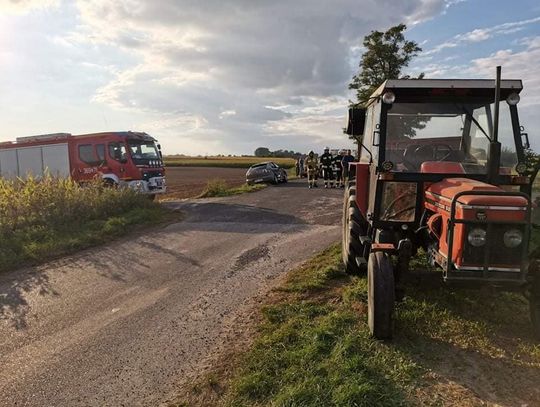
[0, 0, 539, 156]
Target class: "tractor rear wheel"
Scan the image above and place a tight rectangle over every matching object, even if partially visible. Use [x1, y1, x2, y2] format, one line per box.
[368, 251, 395, 340]
[342, 186, 367, 274]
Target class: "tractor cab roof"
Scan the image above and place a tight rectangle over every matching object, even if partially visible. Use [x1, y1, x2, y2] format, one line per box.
[368, 79, 523, 105]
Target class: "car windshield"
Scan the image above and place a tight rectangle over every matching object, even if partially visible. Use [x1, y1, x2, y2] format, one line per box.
[127, 139, 160, 165]
[384, 101, 518, 174]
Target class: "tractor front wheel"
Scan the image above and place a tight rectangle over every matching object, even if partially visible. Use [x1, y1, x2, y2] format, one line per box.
[368, 251, 395, 340]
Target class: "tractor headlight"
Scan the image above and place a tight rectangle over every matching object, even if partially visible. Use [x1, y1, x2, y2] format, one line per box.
[468, 228, 487, 247]
[381, 160, 394, 171]
[503, 229, 523, 248]
[382, 91, 396, 104]
[506, 92, 520, 105]
[515, 162, 527, 175]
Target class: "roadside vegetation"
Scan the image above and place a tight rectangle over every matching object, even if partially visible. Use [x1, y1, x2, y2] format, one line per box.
[0, 176, 171, 272]
[197, 179, 267, 198]
[179, 244, 540, 407]
[164, 155, 295, 169]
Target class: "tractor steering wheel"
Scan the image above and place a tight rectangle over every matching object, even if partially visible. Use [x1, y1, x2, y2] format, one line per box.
[414, 143, 453, 162]
[382, 191, 416, 220]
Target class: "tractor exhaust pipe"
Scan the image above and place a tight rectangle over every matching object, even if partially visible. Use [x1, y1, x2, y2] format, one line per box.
[488, 66, 502, 184]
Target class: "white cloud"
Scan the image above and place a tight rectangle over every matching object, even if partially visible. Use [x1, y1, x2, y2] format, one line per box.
[0, 0, 59, 14]
[469, 37, 540, 107]
[425, 16, 540, 55]
[0, 0, 466, 154]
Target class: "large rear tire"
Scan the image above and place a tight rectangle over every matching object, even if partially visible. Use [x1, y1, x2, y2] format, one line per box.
[368, 252, 395, 340]
[342, 186, 367, 275]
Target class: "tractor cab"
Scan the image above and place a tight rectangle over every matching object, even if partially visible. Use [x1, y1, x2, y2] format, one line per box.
[342, 74, 538, 340]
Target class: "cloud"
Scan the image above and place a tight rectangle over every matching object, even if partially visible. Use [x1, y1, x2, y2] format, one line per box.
[425, 16, 540, 55]
[0, 0, 59, 14]
[59, 0, 456, 152]
[469, 37, 540, 107]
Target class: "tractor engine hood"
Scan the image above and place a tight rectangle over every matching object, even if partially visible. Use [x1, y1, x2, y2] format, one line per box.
[425, 178, 528, 209]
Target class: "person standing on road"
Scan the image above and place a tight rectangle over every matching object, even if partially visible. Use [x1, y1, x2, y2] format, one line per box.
[333, 150, 344, 188]
[342, 149, 355, 184]
[320, 147, 334, 188]
[305, 151, 319, 188]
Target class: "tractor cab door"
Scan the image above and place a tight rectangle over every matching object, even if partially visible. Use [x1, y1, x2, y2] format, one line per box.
[365, 101, 382, 223]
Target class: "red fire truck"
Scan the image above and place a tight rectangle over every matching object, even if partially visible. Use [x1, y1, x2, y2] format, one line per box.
[0, 131, 166, 197]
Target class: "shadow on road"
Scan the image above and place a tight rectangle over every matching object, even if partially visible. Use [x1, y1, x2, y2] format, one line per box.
[169, 202, 307, 229]
[0, 268, 58, 330]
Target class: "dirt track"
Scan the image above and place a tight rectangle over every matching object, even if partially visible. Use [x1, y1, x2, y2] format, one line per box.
[163, 167, 247, 199]
[0, 180, 342, 406]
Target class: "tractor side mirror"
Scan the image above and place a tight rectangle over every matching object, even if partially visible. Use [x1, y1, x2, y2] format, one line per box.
[521, 132, 530, 150]
[373, 130, 380, 147]
[345, 107, 366, 136]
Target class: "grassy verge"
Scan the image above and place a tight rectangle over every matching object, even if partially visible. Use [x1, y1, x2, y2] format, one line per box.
[197, 179, 267, 198]
[165, 156, 295, 169]
[187, 244, 540, 407]
[0, 177, 175, 272]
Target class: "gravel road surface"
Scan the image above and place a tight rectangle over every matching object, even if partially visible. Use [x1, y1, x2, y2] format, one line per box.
[0, 180, 343, 406]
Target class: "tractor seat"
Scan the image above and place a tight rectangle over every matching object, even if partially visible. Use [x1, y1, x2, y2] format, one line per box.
[420, 161, 465, 174]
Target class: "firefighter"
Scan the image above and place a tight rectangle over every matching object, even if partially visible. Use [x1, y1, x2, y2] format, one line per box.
[342, 149, 355, 184]
[333, 150, 344, 188]
[304, 151, 318, 188]
[320, 147, 334, 188]
[295, 156, 301, 177]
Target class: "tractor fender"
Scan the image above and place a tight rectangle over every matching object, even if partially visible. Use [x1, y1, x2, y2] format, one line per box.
[351, 163, 370, 217]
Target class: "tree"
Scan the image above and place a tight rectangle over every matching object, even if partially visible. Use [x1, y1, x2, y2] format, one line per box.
[254, 147, 271, 157]
[349, 24, 422, 104]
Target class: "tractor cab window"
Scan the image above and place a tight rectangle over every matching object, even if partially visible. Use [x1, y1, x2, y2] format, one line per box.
[469, 102, 517, 172]
[384, 102, 518, 174]
[127, 139, 160, 165]
[360, 102, 380, 164]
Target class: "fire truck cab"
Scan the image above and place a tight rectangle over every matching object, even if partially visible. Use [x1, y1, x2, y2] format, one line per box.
[0, 131, 166, 196]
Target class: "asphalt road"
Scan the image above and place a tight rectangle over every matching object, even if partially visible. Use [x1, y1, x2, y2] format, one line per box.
[0, 180, 343, 407]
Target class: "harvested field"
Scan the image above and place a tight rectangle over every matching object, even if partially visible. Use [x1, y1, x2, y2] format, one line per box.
[164, 156, 295, 168]
[162, 166, 248, 200]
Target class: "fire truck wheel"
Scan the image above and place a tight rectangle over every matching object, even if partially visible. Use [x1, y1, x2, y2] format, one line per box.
[368, 251, 395, 340]
[342, 187, 367, 275]
[103, 178, 117, 188]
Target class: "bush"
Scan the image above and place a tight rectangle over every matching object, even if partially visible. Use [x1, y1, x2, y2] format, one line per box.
[0, 176, 161, 271]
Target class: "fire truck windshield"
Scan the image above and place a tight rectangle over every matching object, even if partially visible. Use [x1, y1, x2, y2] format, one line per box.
[127, 139, 160, 165]
[384, 102, 518, 174]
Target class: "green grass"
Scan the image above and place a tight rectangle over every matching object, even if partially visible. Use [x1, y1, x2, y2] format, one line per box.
[197, 179, 267, 198]
[221, 244, 540, 407]
[0, 177, 173, 272]
[164, 156, 295, 169]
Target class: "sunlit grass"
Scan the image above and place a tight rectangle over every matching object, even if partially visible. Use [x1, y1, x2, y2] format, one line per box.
[220, 244, 540, 407]
[197, 179, 267, 198]
[0, 176, 169, 272]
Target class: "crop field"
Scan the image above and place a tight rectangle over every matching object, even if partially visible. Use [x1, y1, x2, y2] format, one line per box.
[164, 155, 296, 169]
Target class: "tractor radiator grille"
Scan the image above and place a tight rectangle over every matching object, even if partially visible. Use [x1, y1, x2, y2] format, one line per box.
[461, 224, 524, 267]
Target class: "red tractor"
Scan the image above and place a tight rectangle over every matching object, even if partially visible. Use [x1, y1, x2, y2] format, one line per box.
[342, 68, 539, 339]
